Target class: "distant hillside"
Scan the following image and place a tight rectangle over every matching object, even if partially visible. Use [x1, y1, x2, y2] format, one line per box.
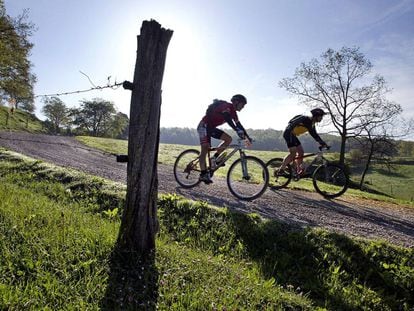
[0, 106, 45, 133]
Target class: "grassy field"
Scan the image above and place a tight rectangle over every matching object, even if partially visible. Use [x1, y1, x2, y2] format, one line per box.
[0, 106, 45, 133]
[358, 163, 414, 202]
[76, 136, 414, 204]
[0, 149, 413, 310]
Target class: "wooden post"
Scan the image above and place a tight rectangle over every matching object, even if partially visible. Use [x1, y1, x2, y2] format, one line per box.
[117, 20, 173, 255]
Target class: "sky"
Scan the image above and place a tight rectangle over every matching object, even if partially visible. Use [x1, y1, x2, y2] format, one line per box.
[5, 0, 414, 139]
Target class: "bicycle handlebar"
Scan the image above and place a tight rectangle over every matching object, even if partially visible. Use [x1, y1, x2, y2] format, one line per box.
[227, 138, 253, 149]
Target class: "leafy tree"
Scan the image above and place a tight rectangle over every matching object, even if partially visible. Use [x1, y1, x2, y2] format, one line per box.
[110, 112, 129, 139]
[279, 46, 395, 165]
[0, 0, 36, 106]
[71, 98, 116, 137]
[41, 96, 68, 133]
[18, 99, 35, 113]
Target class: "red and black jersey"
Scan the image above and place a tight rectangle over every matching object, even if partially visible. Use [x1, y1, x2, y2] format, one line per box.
[201, 101, 239, 128]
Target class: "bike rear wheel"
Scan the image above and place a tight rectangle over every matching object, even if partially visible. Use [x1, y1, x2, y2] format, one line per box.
[227, 156, 269, 200]
[266, 158, 292, 190]
[173, 149, 201, 188]
[312, 164, 348, 198]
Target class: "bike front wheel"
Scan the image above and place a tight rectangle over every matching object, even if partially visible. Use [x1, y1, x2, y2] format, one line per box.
[227, 156, 269, 201]
[173, 149, 201, 188]
[266, 158, 292, 190]
[312, 164, 348, 198]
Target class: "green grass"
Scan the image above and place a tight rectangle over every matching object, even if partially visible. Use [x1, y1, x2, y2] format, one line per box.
[0, 106, 45, 133]
[1, 149, 413, 310]
[353, 163, 414, 202]
[76, 136, 414, 205]
[0, 150, 312, 310]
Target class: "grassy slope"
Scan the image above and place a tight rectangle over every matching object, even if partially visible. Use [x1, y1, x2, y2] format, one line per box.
[0, 149, 413, 310]
[0, 106, 45, 133]
[76, 136, 414, 204]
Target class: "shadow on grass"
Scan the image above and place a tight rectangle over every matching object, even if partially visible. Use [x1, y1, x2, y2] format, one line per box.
[227, 212, 413, 310]
[101, 246, 159, 310]
[158, 194, 413, 310]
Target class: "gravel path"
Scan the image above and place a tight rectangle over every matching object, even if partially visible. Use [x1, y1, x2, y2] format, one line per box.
[1, 131, 413, 247]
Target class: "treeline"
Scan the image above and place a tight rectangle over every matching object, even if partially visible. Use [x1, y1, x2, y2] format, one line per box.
[160, 127, 414, 159]
[160, 127, 342, 152]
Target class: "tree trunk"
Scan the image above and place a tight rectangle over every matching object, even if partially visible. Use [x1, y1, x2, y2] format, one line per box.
[117, 20, 173, 256]
[339, 134, 347, 166]
[359, 144, 373, 189]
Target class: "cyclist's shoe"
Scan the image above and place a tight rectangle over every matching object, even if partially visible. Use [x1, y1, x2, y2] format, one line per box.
[199, 172, 213, 184]
[275, 169, 286, 177]
[297, 168, 305, 176]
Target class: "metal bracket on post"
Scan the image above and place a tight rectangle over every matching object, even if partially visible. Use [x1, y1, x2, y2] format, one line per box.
[116, 154, 129, 162]
[122, 81, 134, 90]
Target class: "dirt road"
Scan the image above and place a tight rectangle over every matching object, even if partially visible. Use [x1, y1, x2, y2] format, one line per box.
[1, 131, 413, 247]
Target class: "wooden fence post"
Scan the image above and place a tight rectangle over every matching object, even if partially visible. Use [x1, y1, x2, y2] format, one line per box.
[117, 20, 173, 256]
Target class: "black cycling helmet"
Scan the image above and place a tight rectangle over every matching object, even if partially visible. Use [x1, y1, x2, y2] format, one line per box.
[231, 94, 247, 104]
[311, 108, 326, 117]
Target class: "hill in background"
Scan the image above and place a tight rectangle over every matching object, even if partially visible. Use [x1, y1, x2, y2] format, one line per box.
[0, 106, 45, 133]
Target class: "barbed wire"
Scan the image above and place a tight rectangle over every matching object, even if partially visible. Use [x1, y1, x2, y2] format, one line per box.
[33, 81, 125, 99]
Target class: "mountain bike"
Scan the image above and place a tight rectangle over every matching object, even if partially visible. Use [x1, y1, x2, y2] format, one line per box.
[173, 139, 269, 200]
[266, 146, 348, 198]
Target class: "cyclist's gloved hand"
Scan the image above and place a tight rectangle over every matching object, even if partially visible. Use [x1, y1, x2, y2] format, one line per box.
[319, 143, 329, 150]
[236, 129, 245, 139]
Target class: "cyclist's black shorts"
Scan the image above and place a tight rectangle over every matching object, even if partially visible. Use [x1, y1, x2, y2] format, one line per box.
[197, 121, 224, 145]
[283, 129, 301, 148]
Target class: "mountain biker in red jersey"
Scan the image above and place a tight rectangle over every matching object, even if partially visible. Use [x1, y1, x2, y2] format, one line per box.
[278, 108, 328, 175]
[197, 94, 249, 184]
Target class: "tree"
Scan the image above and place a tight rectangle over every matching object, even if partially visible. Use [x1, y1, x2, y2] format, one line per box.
[41, 96, 68, 133]
[279, 46, 395, 166]
[0, 0, 36, 105]
[71, 98, 116, 136]
[354, 101, 402, 189]
[109, 112, 129, 139]
[354, 132, 397, 190]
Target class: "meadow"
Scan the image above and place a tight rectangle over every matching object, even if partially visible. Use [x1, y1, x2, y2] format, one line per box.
[1, 148, 413, 310]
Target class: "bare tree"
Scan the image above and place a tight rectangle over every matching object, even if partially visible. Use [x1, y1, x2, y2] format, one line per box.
[279, 46, 395, 165]
[355, 130, 396, 190]
[355, 102, 414, 189]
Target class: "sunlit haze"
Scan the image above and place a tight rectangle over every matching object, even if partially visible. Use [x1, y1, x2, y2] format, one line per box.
[5, 0, 414, 139]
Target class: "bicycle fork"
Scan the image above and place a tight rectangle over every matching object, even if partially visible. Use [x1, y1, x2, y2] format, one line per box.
[239, 151, 251, 180]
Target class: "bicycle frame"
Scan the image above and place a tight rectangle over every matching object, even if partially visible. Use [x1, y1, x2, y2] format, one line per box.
[292, 148, 330, 178]
[266, 146, 348, 198]
[174, 138, 269, 200]
[208, 139, 248, 174]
